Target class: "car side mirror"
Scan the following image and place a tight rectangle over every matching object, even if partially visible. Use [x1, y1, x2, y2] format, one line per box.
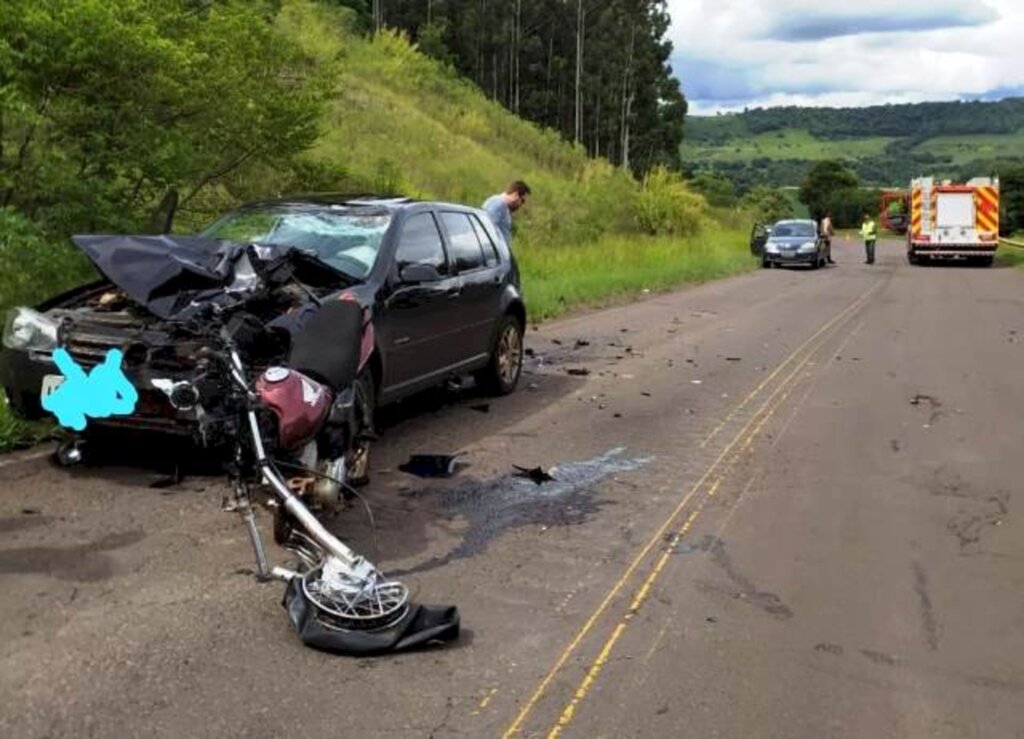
[399, 263, 443, 284]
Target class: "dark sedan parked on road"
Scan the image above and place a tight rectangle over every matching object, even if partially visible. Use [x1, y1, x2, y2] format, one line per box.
[755, 219, 830, 269]
[1, 195, 526, 439]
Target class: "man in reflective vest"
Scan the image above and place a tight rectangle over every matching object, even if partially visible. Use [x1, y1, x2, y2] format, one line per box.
[860, 212, 878, 265]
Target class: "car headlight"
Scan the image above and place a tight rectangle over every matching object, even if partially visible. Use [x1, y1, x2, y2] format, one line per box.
[798, 241, 817, 253]
[765, 242, 780, 253]
[3, 308, 58, 352]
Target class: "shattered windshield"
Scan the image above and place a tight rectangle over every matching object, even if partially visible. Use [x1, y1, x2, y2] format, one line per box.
[770, 222, 816, 239]
[202, 206, 392, 279]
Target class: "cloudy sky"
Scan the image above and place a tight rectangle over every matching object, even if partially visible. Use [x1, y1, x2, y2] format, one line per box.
[666, 0, 1024, 114]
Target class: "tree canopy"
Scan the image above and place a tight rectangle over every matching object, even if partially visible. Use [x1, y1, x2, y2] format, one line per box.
[0, 0, 331, 235]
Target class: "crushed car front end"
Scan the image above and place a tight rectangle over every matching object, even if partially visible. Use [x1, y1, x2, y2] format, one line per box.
[1, 232, 353, 446]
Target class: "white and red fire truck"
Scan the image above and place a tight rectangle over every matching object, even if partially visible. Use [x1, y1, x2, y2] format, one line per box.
[904, 177, 1000, 266]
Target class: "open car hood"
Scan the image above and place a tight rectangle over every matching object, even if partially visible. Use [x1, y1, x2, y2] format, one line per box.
[71, 234, 349, 320]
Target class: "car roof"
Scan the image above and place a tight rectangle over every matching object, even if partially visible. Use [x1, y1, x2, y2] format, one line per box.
[774, 219, 814, 225]
[233, 193, 480, 213]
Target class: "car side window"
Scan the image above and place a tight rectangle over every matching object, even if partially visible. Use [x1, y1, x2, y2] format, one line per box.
[395, 213, 449, 275]
[469, 214, 501, 267]
[440, 212, 486, 272]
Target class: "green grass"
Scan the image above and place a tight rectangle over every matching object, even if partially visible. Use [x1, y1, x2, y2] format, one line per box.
[998, 232, 1024, 268]
[519, 226, 756, 320]
[913, 129, 1024, 166]
[0, 399, 58, 454]
[681, 128, 895, 163]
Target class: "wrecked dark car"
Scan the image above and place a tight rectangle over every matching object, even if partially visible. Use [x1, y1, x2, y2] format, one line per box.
[0, 195, 527, 447]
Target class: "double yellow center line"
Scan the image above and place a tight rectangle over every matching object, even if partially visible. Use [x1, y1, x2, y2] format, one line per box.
[502, 279, 886, 738]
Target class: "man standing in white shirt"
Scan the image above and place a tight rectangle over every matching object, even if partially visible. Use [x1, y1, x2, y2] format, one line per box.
[482, 180, 531, 246]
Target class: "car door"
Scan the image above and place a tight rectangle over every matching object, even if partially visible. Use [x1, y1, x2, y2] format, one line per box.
[379, 211, 465, 392]
[438, 211, 503, 363]
[750, 223, 769, 256]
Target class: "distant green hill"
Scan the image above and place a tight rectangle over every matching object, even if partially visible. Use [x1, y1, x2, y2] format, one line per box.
[681, 99, 1024, 190]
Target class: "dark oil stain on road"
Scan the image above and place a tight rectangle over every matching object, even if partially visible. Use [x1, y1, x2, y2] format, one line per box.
[0, 514, 54, 534]
[814, 642, 844, 656]
[860, 649, 899, 667]
[928, 470, 1010, 552]
[391, 448, 652, 576]
[0, 530, 146, 582]
[698, 536, 794, 620]
[912, 560, 941, 651]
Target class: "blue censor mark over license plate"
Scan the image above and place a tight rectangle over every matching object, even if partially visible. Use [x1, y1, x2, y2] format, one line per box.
[41, 348, 138, 431]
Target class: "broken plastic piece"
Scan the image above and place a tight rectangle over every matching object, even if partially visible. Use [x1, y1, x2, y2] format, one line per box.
[513, 465, 555, 485]
[567, 368, 590, 376]
[399, 453, 464, 478]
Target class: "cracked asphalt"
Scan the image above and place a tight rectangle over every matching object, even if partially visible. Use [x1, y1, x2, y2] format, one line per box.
[1, 238, 1022, 738]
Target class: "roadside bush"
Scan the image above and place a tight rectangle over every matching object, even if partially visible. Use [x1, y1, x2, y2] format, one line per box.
[740, 186, 795, 224]
[635, 167, 708, 236]
[0, 208, 94, 315]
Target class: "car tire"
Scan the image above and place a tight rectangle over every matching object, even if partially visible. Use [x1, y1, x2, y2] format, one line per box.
[345, 370, 374, 487]
[475, 314, 524, 396]
[761, 256, 770, 269]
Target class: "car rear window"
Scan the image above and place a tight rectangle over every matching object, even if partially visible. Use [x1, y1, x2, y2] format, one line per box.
[771, 223, 815, 238]
[440, 212, 487, 272]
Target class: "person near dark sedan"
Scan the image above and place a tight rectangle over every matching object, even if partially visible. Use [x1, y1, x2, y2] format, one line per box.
[821, 210, 835, 264]
[482, 180, 531, 246]
[860, 212, 878, 264]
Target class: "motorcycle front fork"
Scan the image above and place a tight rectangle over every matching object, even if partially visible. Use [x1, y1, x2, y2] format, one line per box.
[232, 479, 297, 583]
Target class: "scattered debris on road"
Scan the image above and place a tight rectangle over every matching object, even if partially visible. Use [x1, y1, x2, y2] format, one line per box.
[567, 368, 591, 376]
[469, 403, 491, 414]
[399, 454, 465, 478]
[513, 465, 556, 485]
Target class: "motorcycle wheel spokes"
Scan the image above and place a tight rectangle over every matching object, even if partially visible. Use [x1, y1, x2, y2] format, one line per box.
[302, 568, 410, 632]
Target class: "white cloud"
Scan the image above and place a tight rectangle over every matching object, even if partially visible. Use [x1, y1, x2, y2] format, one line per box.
[667, 0, 1024, 112]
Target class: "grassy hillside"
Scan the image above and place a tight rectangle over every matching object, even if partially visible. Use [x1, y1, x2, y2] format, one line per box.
[682, 99, 1024, 189]
[0, 0, 756, 451]
[683, 128, 895, 163]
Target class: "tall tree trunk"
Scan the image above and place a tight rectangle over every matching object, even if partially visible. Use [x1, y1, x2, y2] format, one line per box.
[513, 0, 521, 114]
[620, 23, 636, 171]
[574, 0, 584, 145]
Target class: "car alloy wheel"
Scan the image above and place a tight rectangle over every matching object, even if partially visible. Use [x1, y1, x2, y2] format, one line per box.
[497, 321, 523, 387]
[476, 315, 524, 395]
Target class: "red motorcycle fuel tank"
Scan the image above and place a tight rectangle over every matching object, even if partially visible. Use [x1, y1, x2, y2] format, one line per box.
[255, 367, 332, 451]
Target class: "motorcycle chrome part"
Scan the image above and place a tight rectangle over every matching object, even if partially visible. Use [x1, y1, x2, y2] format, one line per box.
[55, 438, 86, 467]
[312, 456, 346, 509]
[301, 556, 410, 631]
[151, 379, 201, 411]
[235, 482, 271, 581]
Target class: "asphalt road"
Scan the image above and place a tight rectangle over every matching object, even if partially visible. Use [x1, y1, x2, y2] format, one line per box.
[2, 238, 1022, 738]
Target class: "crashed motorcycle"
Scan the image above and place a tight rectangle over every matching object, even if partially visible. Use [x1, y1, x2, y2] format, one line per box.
[30, 235, 459, 654]
[187, 299, 458, 654]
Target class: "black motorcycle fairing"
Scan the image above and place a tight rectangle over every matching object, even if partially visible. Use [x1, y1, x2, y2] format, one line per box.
[283, 578, 460, 655]
[288, 299, 363, 389]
